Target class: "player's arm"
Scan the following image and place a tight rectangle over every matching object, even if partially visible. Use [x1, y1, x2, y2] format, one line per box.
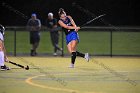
[58, 20, 79, 30]
[67, 16, 76, 27]
[67, 16, 80, 31]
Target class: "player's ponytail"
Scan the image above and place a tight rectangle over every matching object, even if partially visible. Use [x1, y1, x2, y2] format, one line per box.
[58, 8, 66, 17]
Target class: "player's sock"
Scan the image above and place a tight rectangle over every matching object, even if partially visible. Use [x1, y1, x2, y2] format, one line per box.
[76, 51, 85, 58]
[71, 52, 76, 64]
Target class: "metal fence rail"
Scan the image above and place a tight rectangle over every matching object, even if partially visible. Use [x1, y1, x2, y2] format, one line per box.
[5, 26, 140, 56]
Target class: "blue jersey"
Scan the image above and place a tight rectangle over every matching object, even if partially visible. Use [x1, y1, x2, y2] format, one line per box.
[60, 16, 79, 45]
[60, 16, 75, 35]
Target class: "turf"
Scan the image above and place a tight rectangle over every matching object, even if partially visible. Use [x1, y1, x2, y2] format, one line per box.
[0, 57, 140, 93]
[4, 30, 140, 55]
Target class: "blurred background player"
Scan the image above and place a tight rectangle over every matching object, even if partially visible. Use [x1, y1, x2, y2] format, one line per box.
[0, 24, 10, 71]
[46, 12, 62, 56]
[58, 8, 89, 68]
[27, 13, 41, 56]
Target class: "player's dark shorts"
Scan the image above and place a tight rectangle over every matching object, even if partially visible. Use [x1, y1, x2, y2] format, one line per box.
[30, 31, 40, 44]
[66, 31, 79, 45]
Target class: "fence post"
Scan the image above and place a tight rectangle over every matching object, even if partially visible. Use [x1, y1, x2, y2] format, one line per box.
[61, 29, 64, 57]
[110, 30, 112, 57]
[14, 29, 16, 56]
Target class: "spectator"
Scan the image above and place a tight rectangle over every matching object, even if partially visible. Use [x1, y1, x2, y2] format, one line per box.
[27, 13, 41, 56]
[46, 12, 62, 56]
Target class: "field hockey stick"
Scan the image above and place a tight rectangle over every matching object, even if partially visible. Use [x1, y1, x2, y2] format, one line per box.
[80, 14, 106, 28]
[8, 61, 29, 70]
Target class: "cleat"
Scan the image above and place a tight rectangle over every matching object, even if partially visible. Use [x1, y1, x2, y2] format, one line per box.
[60, 48, 63, 51]
[85, 53, 89, 62]
[57, 48, 63, 54]
[1, 65, 10, 71]
[69, 64, 74, 68]
[53, 53, 57, 56]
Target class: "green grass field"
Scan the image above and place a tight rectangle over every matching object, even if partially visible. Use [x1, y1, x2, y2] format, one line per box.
[0, 57, 140, 93]
[4, 30, 140, 56]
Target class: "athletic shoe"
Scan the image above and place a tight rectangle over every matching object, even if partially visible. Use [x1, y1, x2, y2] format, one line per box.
[85, 53, 89, 62]
[0, 65, 10, 71]
[60, 48, 63, 51]
[69, 64, 74, 68]
[30, 49, 37, 56]
[34, 51, 37, 56]
[30, 49, 35, 56]
[53, 53, 57, 56]
[57, 48, 63, 53]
